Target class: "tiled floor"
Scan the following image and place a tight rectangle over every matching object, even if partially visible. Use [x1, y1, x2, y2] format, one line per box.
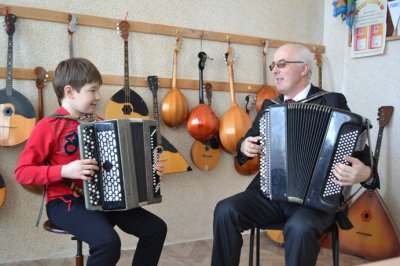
[1, 232, 372, 266]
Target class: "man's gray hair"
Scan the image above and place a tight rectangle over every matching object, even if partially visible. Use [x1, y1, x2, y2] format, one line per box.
[280, 43, 314, 78]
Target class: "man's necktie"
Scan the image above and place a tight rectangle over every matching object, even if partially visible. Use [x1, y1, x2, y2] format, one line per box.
[285, 99, 296, 104]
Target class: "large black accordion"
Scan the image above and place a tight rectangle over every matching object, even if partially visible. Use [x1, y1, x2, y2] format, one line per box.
[78, 118, 161, 211]
[259, 103, 370, 213]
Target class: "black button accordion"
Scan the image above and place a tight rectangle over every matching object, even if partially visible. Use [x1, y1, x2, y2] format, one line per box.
[78, 118, 161, 211]
[259, 103, 370, 213]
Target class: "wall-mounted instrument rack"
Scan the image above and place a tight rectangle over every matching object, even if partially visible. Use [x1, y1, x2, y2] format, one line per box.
[0, 4, 325, 93]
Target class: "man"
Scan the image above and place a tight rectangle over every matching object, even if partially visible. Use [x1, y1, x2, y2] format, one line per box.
[211, 43, 377, 266]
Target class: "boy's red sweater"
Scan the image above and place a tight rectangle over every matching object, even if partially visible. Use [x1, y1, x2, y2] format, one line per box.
[15, 107, 83, 202]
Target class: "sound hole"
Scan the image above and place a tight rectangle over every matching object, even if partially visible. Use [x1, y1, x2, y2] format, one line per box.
[361, 210, 372, 222]
[122, 104, 133, 115]
[3, 107, 13, 116]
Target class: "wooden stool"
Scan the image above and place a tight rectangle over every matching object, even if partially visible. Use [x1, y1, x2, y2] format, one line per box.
[43, 220, 84, 266]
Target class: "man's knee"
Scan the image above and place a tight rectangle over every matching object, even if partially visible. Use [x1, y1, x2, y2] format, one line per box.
[284, 219, 319, 240]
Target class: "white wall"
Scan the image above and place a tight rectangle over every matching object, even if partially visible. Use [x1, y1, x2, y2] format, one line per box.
[323, 0, 400, 236]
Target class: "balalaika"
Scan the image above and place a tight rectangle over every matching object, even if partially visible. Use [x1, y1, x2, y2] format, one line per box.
[78, 118, 161, 211]
[259, 103, 370, 213]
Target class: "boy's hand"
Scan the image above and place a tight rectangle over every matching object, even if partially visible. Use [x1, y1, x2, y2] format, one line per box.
[155, 163, 164, 181]
[61, 159, 99, 181]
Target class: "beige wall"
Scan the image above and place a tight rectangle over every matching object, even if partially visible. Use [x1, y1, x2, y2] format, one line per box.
[2, 0, 398, 263]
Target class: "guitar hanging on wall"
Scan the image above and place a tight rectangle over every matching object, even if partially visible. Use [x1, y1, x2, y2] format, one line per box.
[337, 106, 400, 261]
[104, 20, 149, 119]
[0, 10, 36, 147]
[147, 76, 192, 174]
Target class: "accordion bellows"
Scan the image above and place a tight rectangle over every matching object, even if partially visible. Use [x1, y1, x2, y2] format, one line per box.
[259, 103, 369, 213]
[78, 118, 161, 211]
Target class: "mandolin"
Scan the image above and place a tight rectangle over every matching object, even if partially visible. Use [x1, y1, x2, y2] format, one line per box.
[337, 106, 400, 260]
[255, 41, 278, 112]
[190, 83, 221, 171]
[219, 43, 252, 155]
[0, 173, 5, 208]
[0, 11, 36, 147]
[34, 66, 48, 121]
[147, 76, 192, 174]
[187, 51, 219, 142]
[161, 37, 189, 127]
[234, 95, 260, 175]
[104, 20, 149, 119]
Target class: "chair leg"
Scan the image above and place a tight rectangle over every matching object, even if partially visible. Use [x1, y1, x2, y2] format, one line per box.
[330, 224, 339, 266]
[249, 228, 255, 266]
[256, 228, 260, 266]
[72, 236, 84, 266]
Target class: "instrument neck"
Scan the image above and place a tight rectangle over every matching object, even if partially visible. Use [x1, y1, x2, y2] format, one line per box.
[153, 93, 162, 144]
[124, 40, 130, 99]
[199, 69, 205, 104]
[68, 33, 74, 58]
[262, 54, 267, 86]
[6, 35, 14, 95]
[373, 126, 384, 168]
[228, 65, 237, 106]
[172, 52, 178, 89]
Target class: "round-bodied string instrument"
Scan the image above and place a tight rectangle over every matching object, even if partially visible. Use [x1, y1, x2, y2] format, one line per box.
[218, 43, 252, 155]
[255, 41, 278, 112]
[161, 37, 189, 127]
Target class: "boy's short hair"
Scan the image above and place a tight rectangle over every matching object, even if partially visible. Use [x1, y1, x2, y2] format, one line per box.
[53, 57, 103, 100]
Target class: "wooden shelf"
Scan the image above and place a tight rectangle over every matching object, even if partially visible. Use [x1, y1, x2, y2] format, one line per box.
[0, 4, 325, 53]
[0, 67, 264, 93]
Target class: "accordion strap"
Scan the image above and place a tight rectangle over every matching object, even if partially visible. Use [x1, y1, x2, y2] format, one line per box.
[49, 113, 101, 122]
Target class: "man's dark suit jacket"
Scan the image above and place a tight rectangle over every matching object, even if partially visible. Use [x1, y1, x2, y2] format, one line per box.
[236, 84, 378, 192]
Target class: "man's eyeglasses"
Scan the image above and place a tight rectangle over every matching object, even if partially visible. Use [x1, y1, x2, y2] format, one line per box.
[269, 60, 304, 71]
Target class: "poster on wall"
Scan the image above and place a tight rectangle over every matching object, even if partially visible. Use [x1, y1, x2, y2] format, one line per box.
[351, 0, 387, 58]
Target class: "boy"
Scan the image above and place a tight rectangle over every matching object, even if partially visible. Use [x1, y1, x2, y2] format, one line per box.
[15, 57, 167, 266]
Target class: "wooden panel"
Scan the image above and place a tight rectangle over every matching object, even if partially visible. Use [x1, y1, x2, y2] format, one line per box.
[0, 67, 264, 93]
[0, 4, 325, 53]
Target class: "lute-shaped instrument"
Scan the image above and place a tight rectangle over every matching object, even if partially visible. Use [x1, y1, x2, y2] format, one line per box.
[255, 41, 278, 112]
[219, 43, 252, 155]
[161, 37, 189, 127]
[190, 83, 221, 171]
[187, 51, 219, 141]
[234, 95, 259, 175]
